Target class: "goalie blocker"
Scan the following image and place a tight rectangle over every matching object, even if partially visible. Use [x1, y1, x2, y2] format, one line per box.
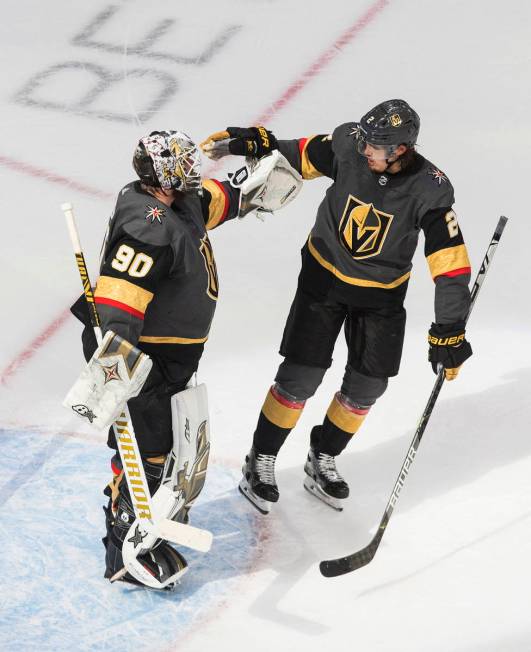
[63, 329, 152, 430]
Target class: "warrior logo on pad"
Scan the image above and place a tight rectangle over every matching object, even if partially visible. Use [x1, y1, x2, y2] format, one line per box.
[339, 195, 393, 260]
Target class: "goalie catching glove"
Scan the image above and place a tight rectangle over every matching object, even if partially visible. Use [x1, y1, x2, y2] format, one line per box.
[228, 150, 303, 218]
[200, 126, 278, 160]
[428, 322, 472, 381]
[63, 330, 152, 429]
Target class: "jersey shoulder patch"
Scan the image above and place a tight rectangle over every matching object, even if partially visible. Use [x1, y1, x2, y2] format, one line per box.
[116, 182, 184, 248]
[413, 156, 455, 210]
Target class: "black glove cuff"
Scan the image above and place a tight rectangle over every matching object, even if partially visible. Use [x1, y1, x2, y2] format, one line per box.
[429, 321, 466, 336]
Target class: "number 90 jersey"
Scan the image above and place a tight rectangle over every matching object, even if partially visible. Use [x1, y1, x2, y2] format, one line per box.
[94, 179, 238, 370]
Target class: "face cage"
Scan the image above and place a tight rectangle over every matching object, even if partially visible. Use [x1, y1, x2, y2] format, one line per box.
[177, 145, 202, 191]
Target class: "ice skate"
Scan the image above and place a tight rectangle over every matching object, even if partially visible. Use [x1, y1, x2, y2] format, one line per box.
[303, 447, 349, 511]
[239, 447, 279, 514]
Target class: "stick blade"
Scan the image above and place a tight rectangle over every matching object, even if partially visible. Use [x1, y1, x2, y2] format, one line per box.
[319, 537, 380, 577]
[156, 518, 213, 553]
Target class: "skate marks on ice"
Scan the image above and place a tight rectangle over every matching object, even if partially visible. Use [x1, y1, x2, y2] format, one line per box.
[0, 430, 67, 507]
[0, 430, 265, 652]
[356, 509, 531, 600]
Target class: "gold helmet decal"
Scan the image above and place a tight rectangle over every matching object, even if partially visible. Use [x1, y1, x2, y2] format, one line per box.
[390, 113, 402, 127]
[339, 195, 394, 260]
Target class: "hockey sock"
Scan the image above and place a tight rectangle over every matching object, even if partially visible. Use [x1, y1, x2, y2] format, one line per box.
[314, 393, 370, 456]
[253, 384, 305, 455]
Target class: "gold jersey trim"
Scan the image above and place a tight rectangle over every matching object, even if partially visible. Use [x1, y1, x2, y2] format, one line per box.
[426, 244, 471, 279]
[300, 136, 324, 180]
[308, 237, 411, 289]
[202, 178, 227, 230]
[138, 335, 208, 345]
[95, 276, 154, 313]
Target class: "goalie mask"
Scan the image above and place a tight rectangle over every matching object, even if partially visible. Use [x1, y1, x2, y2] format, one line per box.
[133, 130, 202, 192]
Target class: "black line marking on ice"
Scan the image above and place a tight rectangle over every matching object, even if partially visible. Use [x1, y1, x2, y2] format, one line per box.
[71, 4, 242, 65]
[13, 61, 177, 123]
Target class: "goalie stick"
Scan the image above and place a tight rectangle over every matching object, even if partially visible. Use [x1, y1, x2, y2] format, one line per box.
[61, 202, 212, 555]
[320, 216, 508, 578]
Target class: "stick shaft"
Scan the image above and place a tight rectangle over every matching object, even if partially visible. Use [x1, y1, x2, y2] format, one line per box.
[62, 202, 102, 340]
[320, 215, 508, 577]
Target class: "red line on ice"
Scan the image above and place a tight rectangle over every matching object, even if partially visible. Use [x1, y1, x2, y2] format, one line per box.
[255, 0, 389, 125]
[0, 308, 72, 385]
[0, 0, 390, 384]
[0, 154, 113, 201]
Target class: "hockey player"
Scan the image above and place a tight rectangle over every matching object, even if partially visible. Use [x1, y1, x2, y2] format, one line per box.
[201, 100, 473, 513]
[70, 131, 243, 587]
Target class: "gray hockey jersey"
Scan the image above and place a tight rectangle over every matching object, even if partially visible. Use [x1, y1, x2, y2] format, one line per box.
[94, 179, 238, 369]
[279, 123, 471, 322]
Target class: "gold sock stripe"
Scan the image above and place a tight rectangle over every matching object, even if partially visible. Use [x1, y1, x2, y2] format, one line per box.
[326, 395, 368, 434]
[261, 387, 304, 429]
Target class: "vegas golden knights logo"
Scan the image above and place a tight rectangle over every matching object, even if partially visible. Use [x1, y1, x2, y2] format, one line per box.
[339, 195, 393, 260]
[199, 235, 219, 300]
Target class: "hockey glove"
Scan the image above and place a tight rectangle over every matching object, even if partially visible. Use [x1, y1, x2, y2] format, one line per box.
[428, 322, 472, 381]
[200, 126, 278, 160]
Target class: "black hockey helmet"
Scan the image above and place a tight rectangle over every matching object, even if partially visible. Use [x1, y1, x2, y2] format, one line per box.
[132, 130, 201, 191]
[357, 99, 420, 153]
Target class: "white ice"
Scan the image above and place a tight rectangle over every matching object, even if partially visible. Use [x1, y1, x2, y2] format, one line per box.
[1, 1, 530, 651]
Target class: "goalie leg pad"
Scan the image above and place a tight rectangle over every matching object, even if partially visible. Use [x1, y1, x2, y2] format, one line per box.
[103, 455, 190, 588]
[105, 384, 211, 588]
[160, 383, 211, 522]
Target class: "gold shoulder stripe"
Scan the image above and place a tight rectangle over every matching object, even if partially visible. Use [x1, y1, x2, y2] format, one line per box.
[426, 244, 471, 279]
[308, 237, 410, 289]
[138, 335, 208, 344]
[95, 276, 154, 314]
[300, 136, 324, 180]
[202, 179, 228, 230]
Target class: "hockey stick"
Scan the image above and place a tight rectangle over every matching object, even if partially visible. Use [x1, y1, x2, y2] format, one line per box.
[320, 216, 508, 578]
[61, 202, 212, 554]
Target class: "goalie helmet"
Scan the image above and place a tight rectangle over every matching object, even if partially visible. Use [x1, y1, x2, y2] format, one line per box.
[133, 130, 202, 192]
[357, 99, 420, 155]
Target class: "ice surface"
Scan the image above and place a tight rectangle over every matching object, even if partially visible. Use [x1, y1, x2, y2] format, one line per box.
[1, 1, 530, 650]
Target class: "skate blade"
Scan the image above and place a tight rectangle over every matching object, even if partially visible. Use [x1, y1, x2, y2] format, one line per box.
[238, 478, 272, 515]
[303, 476, 344, 512]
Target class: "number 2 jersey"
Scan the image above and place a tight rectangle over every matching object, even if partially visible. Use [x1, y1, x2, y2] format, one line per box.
[278, 122, 471, 323]
[93, 178, 239, 375]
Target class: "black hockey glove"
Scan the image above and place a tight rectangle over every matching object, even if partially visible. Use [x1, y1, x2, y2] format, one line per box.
[428, 322, 472, 381]
[201, 126, 278, 160]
